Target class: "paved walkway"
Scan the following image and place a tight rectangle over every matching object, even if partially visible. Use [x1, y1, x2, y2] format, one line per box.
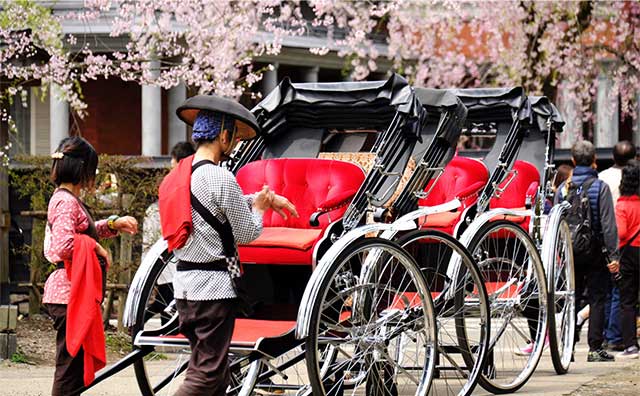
[0, 341, 638, 395]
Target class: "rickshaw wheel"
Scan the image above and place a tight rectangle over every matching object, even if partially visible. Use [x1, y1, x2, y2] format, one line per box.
[545, 220, 576, 375]
[130, 250, 259, 396]
[131, 249, 184, 396]
[305, 237, 437, 396]
[396, 229, 490, 396]
[467, 221, 548, 394]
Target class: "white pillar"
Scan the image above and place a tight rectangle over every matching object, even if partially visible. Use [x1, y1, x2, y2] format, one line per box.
[595, 68, 618, 148]
[49, 84, 69, 152]
[304, 66, 319, 83]
[167, 83, 187, 150]
[262, 63, 279, 97]
[556, 82, 581, 149]
[142, 61, 162, 156]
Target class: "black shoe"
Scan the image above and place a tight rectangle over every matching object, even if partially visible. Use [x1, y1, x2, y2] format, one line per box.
[587, 349, 615, 362]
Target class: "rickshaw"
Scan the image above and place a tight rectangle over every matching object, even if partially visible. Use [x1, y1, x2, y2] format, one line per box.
[369, 88, 493, 396]
[371, 87, 542, 396]
[114, 74, 441, 396]
[448, 94, 571, 393]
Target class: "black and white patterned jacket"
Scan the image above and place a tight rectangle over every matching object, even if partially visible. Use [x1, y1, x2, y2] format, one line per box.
[173, 160, 262, 301]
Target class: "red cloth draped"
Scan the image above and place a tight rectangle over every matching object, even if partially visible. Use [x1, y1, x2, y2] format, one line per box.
[159, 155, 194, 252]
[64, 234, 106, 386]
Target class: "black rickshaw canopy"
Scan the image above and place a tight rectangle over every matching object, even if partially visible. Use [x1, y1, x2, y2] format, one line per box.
[414, 87, 468, 148]
[452, 87, 527, 121]
[253, 73, 426, 139]
[528, 96, 565, 133]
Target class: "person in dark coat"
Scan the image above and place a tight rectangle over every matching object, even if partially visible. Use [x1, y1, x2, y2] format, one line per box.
[554, 140, 619, 362]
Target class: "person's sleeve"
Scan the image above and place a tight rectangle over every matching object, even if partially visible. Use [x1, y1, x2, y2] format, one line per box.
[218, 172, 263, 244]
[615, 202, 628, 246]
[96, 219, 118, 239]
[598, 183, 619, 260]
[48, 199, 80, 261]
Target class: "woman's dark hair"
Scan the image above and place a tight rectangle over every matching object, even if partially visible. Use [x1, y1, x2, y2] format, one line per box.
[50, 136, 99, 187]
[170, 141, 195, 162]
[554, 164, 574, 189]
[619, 161, 639, 197]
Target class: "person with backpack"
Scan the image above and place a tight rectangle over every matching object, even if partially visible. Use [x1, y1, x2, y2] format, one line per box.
[158, 95, 298, 396]
[555, 140, 619, 362]
[610, 162, 640, 359]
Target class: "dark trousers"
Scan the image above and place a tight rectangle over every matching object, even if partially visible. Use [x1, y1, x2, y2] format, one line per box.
[574, 253, 611, 351]
[604, 286, 623, 344]
[620, 246, 640, 349]
[46, 304, 84, 396]
[174, 299, 235, 396]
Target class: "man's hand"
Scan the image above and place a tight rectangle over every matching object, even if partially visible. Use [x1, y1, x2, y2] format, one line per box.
[607, 260, 619, 274]
[271, 194, 299, 220]
[253, 186, 273, 212]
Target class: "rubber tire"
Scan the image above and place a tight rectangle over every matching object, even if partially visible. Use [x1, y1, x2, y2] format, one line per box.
[395, 229, 490, 396]
[132, 248, 173, 396]
[466, 220, 548, 394]
[546, 220, 575, 375]
[304, 237, 437, 396]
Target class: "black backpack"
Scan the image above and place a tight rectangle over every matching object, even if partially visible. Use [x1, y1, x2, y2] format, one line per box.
[564, 177, 598, 257]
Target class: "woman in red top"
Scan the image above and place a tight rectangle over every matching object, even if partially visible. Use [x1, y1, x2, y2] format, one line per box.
[43, 136, 138, 395]
[613, 161, 640, 359]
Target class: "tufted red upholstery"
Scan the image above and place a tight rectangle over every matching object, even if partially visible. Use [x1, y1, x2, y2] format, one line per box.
[489, 160, 540, 230]
[236, 158, 365, 265]
[418, 156, 489, 235]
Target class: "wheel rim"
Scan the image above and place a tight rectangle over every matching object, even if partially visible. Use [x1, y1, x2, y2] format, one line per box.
[400, 230, 490, 396]
[308, 239, 437, 396]
[470, 222, 548, 391]
[133, 253, 190, 396]
[551, 221, 576, 370]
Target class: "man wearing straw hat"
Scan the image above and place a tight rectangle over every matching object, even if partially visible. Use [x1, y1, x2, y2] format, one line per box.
[160, 95, 297, 396]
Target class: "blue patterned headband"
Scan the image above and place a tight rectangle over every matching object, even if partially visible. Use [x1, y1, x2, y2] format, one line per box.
[192, 110, 236, 141]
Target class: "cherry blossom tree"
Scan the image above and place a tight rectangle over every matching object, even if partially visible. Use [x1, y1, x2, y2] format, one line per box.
[2, 0, 639, 164]
[0, 0, 306, 163]
[313, 1, 640, 138]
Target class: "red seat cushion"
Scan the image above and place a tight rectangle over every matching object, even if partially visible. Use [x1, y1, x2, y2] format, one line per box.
[239, 228, 323, 265]
[490, 207, 530, 230]
[419, 212, 462, 236]
[490, 160, 540, 210]
[418, 156, 488, 235]
[421, 212, 461, 228]
[236, 158, 365, 229]
[236, 158, 365, 265]
[418, 156, 489, 208]
[489, 160, 539, 232]
[244, 228, 322, 251]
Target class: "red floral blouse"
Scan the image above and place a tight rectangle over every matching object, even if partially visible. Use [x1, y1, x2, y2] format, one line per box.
[42, 190, 117, 305]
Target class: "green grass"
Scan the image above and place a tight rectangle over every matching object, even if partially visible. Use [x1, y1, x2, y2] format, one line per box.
[105, 331, 132, 355]
[10, 350, 32, 365]
[144, 352, 169, 361]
